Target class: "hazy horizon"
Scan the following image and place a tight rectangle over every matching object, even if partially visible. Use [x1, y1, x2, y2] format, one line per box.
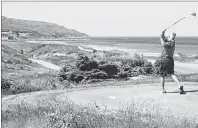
[2, 2, 198, 37]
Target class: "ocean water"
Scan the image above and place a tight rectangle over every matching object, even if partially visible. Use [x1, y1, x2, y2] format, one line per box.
[86, 37, 198, 56]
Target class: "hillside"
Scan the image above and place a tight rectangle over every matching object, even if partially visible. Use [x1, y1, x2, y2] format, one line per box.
[1, 44, 34, 76]
[1, 16, 89, 39]
[1, 44, 31, 65]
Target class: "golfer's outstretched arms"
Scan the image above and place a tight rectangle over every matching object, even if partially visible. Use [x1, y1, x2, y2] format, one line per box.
[160, 30, 166, 46]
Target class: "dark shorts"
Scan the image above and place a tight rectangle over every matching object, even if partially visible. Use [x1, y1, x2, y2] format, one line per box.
[159, 57, 174, 76]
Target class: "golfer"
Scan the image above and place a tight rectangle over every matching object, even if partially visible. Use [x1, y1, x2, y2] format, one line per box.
[159, 29, 184, 94]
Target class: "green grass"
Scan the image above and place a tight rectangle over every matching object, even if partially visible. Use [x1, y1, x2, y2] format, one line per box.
[2, 94, 198, 128]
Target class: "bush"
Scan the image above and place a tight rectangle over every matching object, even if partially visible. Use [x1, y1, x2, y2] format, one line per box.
[65, 71, 84, 83]
[152, 59, 162, 75]
[86, 79, 103, 84]
[58, 70, 84, 83]
[117, 71, 128, 78]
[50, 79, 71, 89]
[57, 53, 154, 84]
[1, 78, 12, 90]
[57, 72, 67, 81]
[5, 60, 13, 64]
[121, 55, 145, 67]
[85, 69, 108, 80]
[76, 55, 98, 71]
[10, 79, 40, 94]
[99, 63, 118, 77]
[58, 65, 76, 81]
[142, 61, 153, 74]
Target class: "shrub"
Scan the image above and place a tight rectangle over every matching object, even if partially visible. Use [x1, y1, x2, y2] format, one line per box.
[103, 51, 123, 58]
[58, 70, 84, 83]
[74, 75, 84, 83]
[99, 63, 118, 77]
[86, 79, 103, 84]
[98, 60, 107, 65]
[142, 61, 153, 74]
[121, 55, 145, 67]
[1, 78, 12, 90]
[8, 36, 14, 40]
[76, 55, 98, 71]
[122, 65, 131, 72]
[60, 65, 74, 73]
[58, 65, 76, 81]
[66, 71, 84, 83]
[10, 79, 40, 94]
[152, 59, 162, 75]
[5, 60, 13, 64]
[85, 69, 108, 80]
[57, 53, 154, 84]
[49, 79, 71, 89]
[117, 71, 128, 78]
[57, 72, 67, 81]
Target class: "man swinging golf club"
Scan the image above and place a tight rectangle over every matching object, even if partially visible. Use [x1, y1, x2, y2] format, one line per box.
[159, 30, 184, 94]
[159, 12, 196, 94]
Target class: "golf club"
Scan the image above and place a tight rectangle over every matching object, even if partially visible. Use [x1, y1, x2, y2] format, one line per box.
[155, 12, 196, 65]
[165, 12, 196, 31]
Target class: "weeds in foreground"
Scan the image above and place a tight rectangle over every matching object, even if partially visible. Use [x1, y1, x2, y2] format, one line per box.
[1, 73, 71, 95]
[2, 96, 198, 128]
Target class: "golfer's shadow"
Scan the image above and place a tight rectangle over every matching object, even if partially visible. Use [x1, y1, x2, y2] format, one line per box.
[166, 90, 198, 94]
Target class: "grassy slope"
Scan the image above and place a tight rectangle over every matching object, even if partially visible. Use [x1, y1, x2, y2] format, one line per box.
[2, 41, 43, 53]
[1, 44, 31, 67]
[1, 41, 52, 78]
[2, 16, 89, 38]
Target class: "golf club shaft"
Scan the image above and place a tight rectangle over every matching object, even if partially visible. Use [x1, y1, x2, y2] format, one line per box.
[166, 16, 186, 30]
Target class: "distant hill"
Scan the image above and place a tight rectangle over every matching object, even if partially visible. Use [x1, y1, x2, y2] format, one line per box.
[1, 16, 89, 39]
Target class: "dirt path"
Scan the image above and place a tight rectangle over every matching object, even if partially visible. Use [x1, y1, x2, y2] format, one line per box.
[30, 59, 61, 71]
[78, 46, 95, 52]
[2, 82, 198, 119]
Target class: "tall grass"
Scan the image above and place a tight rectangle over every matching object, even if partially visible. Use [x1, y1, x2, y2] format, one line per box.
[2, 73, 71, 95]
[2, 96, 198, 128]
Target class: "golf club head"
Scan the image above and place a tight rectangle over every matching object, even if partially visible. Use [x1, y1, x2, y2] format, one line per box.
[191, 12, 196, 17]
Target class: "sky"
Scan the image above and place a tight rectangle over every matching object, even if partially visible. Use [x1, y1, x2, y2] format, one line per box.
[2, 2, 198, 37]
